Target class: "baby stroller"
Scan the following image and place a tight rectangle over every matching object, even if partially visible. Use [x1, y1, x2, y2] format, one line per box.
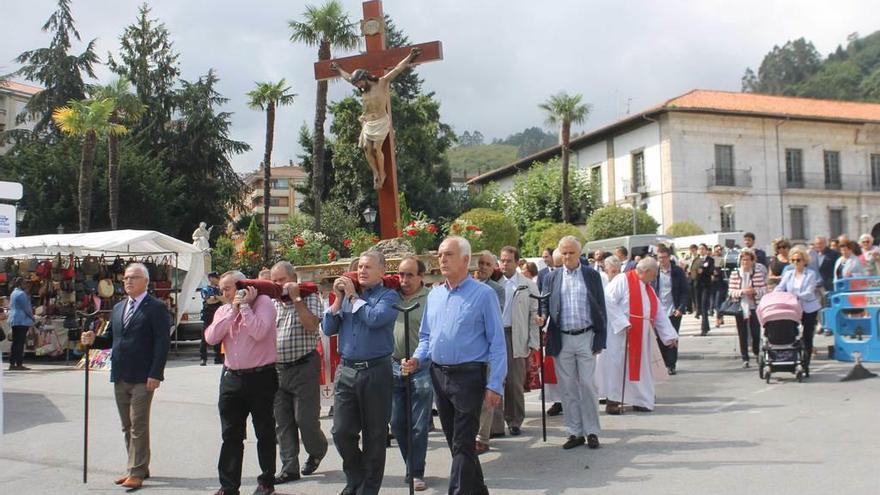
[756, 291, 806, 383]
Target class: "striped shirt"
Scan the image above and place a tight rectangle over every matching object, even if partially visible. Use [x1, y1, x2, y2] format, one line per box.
[275, 294, 324, 363]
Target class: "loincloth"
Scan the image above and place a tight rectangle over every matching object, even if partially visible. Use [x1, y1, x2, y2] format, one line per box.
[359, 113, 390, 147]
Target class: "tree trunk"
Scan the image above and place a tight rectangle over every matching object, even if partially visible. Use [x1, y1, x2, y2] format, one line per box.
[262, 102, 275, 265]
[79, 131, 98, 233]
[108, 132, 120, 230]
[561, 120, 571, 223]
[313, 40, 331, 231]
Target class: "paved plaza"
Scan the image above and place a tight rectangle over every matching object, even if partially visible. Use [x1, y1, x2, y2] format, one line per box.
[1, 318, 877, 494]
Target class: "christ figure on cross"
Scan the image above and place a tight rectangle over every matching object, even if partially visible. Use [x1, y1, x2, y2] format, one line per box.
[331, 47, 421, 189]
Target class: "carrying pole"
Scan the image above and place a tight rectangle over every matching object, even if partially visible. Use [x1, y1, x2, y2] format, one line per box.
[530, 291, 552, 442]
[393, 302, 421, 495]
[77, 309, 100, 484]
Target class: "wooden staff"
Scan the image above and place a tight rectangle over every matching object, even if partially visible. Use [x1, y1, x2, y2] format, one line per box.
[77, 309, 101, 484]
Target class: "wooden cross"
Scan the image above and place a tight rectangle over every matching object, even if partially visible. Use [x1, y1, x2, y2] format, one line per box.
[314, 0, 443, 240]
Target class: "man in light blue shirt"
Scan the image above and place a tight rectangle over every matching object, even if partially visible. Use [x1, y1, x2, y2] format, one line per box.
[404, 237, 506, 495]
[8, 277, 35, 370]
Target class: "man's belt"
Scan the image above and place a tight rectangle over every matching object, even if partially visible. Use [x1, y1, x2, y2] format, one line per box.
[503, 326, 513, 331]
[225, 364, 275, 376]
[432, 362, 487, 373]
[341, 355, 391, 370]
[276, 350, 316, 369]
[560, 326, 593, 336]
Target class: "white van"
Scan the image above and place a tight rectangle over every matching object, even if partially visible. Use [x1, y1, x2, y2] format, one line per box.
[583, 234, 673, 259]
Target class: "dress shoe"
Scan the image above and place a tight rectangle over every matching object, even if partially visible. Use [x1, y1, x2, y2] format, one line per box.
[121, 477, 143, 489]
[547, 402, 563, 416]
[115, 475, 129, 485]
[563, 435, 585, 450]
[587, 434, 600, 449]
[475, 441, 489, 455]
[274, 471, 300, 484]
[605, 401, 622, 415]
[301, 455, 321, 476]
[413, 477, 427, 491]
[253, 483, 275, 495]
[598, 398, 607, 405]
[509, 426, 521, 436]
[340, 487, 355, 495]
[632, 406, 652, 412]
[667, 367, 677, 375]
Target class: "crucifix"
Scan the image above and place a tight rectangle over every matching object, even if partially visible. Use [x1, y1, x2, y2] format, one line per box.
[314, 0, 443, 240]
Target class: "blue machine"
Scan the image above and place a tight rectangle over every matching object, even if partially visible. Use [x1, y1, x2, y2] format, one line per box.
[823, 277, 880, 362]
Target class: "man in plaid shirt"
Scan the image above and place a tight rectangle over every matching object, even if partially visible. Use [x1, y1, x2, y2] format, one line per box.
[270, 261, 328, 484]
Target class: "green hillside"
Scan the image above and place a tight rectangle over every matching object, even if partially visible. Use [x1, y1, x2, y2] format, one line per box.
[446, 143, 518, 174]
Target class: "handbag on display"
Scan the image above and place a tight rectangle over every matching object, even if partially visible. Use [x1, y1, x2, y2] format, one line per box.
[98, 278, 115, 298]
[143, 256, 158, 281]
[35, 259, 53, 280]
[81, 255, 100, 276]
[51, 254, 63, 281]
[61, 254, 76, 280]
[154, 256, 169, 282]
[110, 256, 126, 275]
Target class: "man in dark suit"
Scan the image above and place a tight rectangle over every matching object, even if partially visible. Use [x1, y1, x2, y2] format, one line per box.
[615, 246, 637, 272]
[808, 235, 840, 292]
[536, 247, 553, 293]
[81, 263, 171, 490]
[743, 232, 768, 266]
[541, 236, 607, 450]
[651, 245, 690, 374]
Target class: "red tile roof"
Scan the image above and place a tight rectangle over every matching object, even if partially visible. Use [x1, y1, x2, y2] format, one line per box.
[0, 80, 42, 96]
[665, 89, 880, 123]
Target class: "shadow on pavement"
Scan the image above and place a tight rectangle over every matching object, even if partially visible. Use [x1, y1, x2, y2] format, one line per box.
[3, 391, 68, 434]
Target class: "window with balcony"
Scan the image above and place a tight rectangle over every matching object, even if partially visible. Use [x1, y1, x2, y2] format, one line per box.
[631, 152, 645, 192]
[829, 208, 845, 238]
[785, 148, 803, 188]
[714, 144, 734, 186]
[824, 151, 841, 190]
[270, 178, 289, 189]
[871, 154, 880, 192]
[269, 197, 289, 207]
[790, 207, 806, 240]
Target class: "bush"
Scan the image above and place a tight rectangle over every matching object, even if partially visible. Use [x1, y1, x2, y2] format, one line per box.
[212, 235, 236, 275]
[666, 220, 705, 237]
[520, 219, 556, 257]
[453, 208, 519, 254]
[586, 206, 659, 241]
[539, 223, 586, 253]
[242, 217, 263, 256]
[320, 200, 361, 250]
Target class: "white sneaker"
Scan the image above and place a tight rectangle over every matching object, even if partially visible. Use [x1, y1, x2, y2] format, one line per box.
[742, 361, 750, 368]
[413, 478, 427, 491]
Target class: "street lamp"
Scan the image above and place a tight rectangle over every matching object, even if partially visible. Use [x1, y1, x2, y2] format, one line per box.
[363, 206, 377, 231]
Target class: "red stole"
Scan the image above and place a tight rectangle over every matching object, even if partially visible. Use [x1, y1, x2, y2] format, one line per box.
[626, 270, 658, 381]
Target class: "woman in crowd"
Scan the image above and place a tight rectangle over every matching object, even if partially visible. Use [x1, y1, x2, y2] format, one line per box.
[833, 240, 865, 284]
[7, 277, 34, 371]
[767, 238, 791, 288]
[728, 249, 767, 368]
[857, 234, 880, 275]
[774, 246, 821, 372]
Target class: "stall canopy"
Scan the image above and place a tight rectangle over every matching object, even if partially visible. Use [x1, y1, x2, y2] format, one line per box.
[0, 230, 205, 326]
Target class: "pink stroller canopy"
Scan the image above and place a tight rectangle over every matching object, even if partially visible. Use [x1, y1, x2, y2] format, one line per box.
[757, 291, 803, 326]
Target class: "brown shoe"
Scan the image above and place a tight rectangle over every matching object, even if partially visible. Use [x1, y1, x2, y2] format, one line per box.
[605, 401, 622, 415]
[475, 441, 489, 455]
[114, 475, 129, 485]
[122, 477, 143, 489]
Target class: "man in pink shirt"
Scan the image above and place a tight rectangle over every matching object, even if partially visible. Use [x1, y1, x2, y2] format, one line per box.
[205, 270, 279, 495]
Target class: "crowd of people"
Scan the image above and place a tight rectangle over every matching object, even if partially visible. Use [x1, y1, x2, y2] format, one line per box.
[62, 227, 880, 495]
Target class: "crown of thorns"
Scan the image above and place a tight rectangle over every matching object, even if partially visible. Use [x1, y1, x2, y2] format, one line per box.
[351, 69, 379, 83]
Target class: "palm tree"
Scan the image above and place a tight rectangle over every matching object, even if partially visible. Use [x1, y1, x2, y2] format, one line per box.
[539, 92, 591, 223]
[89, 77, 144, 229]
[247, 79, 296, 264]
[289, 0, 359, 231]
[52, 98, 127, 232]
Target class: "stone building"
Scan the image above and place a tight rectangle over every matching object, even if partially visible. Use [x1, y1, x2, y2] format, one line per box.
[468, 90, 880, 247]
[236, 164, 309, 243]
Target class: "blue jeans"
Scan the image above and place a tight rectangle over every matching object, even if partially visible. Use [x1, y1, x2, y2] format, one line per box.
[390, 359, 434, 478]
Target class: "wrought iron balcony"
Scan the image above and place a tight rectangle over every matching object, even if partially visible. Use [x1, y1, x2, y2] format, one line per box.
[707, 168, 752, 188]
[779, 172, 876, 192]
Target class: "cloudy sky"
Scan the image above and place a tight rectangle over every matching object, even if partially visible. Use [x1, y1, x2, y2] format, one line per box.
[3, 1, 877, 174]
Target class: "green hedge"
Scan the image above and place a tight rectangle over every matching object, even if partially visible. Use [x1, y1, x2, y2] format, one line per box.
[455, 208, 519, 254]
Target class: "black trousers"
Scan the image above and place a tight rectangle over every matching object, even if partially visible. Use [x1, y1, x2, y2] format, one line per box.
[801, 311, 818, 367]
[10, 326, 29, 366]
[735, 310, 761, 362]
[657, 314, 682, 370]
[200, 309, 223, 362]
[332, 359, 393, 495]
[431, 363, 489, 495]
[218, 367, 278, 493]
[699, 286, 712, 332]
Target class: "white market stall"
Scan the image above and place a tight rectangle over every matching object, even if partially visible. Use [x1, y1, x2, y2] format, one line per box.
[0, 229, 205, 328]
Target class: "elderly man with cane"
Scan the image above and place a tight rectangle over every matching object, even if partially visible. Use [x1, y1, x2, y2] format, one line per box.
[80, 263, 171, 489]
[403, 236, 506, 495]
